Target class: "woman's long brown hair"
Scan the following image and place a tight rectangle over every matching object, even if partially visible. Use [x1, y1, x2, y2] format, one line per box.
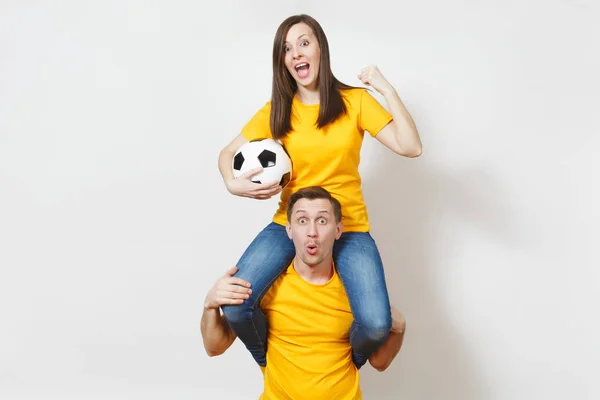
[270, 14, 355, 140]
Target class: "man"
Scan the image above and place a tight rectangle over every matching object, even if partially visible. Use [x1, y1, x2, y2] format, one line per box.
[201, 187, 406, 399]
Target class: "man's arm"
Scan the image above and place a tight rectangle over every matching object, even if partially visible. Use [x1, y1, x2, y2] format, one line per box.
[368, 306, 406, 372]
[201, 305, 237, 356]
[201, 266, 251, 356]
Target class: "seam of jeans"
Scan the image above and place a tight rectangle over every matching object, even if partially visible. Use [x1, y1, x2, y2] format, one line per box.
[349, 320, 358, 344]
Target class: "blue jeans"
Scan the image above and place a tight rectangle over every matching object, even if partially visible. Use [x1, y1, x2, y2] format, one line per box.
[221, 222, 392, 369]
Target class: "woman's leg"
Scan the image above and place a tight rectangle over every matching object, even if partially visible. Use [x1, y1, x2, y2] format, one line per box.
[221, 222, 295, 366]
[333, 231, 392, 369]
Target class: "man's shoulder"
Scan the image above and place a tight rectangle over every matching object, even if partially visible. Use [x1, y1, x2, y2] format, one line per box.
[260, 263, 294, 307]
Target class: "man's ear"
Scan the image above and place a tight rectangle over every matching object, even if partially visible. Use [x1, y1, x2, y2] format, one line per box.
[335, 222, 344, 240]
[286, 222, 293, 239]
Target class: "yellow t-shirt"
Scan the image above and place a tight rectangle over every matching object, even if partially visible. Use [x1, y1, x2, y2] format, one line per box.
[241, 88, 392, 232]
[258, 263, 361, 400]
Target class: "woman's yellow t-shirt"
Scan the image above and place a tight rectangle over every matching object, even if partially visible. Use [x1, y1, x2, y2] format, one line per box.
[241, 88, 392, 232]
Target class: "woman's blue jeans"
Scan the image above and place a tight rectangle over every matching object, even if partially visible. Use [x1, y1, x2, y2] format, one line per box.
[221, 222, 392, 369]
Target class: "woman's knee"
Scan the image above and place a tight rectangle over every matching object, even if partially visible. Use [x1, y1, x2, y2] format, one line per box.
[358, 309, 392, 342]
[221, 302, 252, 325]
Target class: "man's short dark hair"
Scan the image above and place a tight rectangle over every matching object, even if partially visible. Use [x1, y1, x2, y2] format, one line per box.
[287, 186, 342, 223]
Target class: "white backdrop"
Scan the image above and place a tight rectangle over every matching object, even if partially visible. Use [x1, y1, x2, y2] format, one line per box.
[1, 1, 598, 399]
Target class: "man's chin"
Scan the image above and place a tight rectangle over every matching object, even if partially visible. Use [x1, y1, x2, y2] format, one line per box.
[298, 254, 320, 268]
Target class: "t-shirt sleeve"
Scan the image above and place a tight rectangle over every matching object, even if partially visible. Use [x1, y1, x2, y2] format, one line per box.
[241, 101, 273, 141]
[359, 89, 393, 137]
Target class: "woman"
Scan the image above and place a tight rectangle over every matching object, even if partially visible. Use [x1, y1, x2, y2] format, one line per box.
[217, 14, 422, 369]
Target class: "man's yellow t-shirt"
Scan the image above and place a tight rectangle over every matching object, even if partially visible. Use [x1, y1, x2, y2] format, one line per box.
[241, 88, 392, 232]
[259, 264, 361, 400]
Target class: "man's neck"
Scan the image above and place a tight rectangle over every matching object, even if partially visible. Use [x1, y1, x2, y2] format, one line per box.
[292, 256, 334, 285]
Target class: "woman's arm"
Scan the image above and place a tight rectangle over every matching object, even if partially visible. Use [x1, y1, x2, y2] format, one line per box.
[217, 134, 282, 199]
[358, 65, 422, 157]
[218, 134, 249, 186]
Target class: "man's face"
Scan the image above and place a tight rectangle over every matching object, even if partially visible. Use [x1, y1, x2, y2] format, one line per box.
[286, 198, 343, 267]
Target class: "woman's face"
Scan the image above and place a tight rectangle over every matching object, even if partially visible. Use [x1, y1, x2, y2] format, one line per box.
[283, 22, 321, 91]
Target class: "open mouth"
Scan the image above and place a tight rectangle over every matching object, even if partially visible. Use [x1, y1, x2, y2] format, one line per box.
[306, 243, 317, 255]
[294, 63, 310, 79]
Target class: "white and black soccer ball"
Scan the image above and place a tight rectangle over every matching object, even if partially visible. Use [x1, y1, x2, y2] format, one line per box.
[232, 139, 292, 188]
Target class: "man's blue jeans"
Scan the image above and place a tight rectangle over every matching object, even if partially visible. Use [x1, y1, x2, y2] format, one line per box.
[221, 222, 392, 369]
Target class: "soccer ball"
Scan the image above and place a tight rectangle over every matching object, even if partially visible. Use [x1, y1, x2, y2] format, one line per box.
[232, 139, 292, 188]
